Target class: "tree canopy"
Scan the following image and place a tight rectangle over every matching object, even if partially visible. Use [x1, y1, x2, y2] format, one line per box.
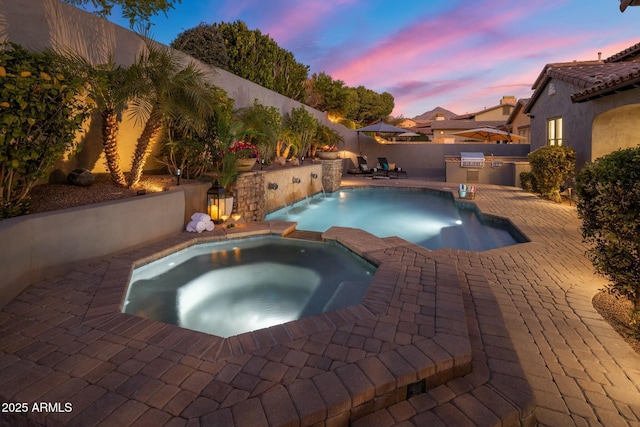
[172, 21, 309, 102]
[171, 20, 395, 125]
[61, 0, 180, 27]
[171, 23, 229, 70]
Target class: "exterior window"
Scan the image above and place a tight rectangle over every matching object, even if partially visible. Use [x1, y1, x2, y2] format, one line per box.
[547, 117, 563, 146]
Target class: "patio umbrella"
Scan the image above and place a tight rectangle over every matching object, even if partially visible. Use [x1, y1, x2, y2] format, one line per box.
[452, 127, 527, 142]
[357, 122, 408, 134]
[356, 122, 409, 151]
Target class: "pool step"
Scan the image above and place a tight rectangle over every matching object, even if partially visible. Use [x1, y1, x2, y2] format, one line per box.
[283, 229, 324, 242]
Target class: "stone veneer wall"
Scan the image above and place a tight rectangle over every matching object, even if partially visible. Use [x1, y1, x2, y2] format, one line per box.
[320, 159, 343, 193]
[209, 162, 344, 221]
[234, 171, 266, 222]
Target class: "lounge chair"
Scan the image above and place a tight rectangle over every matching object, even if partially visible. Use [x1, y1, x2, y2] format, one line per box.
[377, 157, 407, 178]
[347, 156, 374, 177]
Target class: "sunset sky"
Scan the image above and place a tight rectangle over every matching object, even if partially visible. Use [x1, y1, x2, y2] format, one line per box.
[105, 0, 640, 118]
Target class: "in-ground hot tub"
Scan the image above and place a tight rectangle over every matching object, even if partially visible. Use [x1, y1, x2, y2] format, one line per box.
[123, 236, 376, 337]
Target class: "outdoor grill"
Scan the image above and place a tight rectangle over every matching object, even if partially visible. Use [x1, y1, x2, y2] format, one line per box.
[460, 152, 485, 168]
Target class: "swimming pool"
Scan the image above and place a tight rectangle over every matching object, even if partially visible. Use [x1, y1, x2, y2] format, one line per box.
[123, 236, 376, 337]
[265, 188, 524, 251]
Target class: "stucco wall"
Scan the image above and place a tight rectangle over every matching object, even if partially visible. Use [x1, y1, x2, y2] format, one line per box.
[528, 77, 640, 169]
[0, 0, 352, 177]
[262, 165, 324, 213]
[344, 140, 531, 179]
[592, 104, 640, 160]
[528, 79, 595, 168]
[0, 188, 189, 307]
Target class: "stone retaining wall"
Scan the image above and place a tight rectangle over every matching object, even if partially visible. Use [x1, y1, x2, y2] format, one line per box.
[234, 171, 266, 222]
[319, 159, 343, 193]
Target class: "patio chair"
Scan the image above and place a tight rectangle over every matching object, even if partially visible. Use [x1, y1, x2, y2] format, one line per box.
[377, 157, 407, 179]
[347, 156, 374, 177]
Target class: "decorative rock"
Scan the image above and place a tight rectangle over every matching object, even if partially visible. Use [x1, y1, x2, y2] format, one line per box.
[274, 156, 287, 167]
[67, 168, 95, 187]
[289, 157, 300, 166]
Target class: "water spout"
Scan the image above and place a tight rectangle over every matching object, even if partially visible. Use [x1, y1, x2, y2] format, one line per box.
[268, 182, 279, 190]
[292, 177, 301, 184]
[310, 172, 325, 197]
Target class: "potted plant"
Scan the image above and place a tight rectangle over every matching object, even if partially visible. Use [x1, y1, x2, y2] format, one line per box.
[229, 140, 260, 171]
[316, 144, 340, 160]
[313, 123, 344, 159]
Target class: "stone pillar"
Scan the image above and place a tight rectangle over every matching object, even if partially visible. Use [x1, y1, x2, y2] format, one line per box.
[233, 171, 266, 222]
[319, 159, 342, 193]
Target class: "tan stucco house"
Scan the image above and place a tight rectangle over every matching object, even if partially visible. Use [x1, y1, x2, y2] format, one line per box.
[432, 96, 517, 143]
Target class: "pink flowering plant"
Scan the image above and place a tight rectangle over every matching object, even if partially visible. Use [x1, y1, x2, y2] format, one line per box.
[229, 140, 260, 159]
[318, 144, 338, 152]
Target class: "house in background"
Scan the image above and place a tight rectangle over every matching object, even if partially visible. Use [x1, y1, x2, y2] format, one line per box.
[524, 41, 640, 169]
[504, 98, 531, 144]
[399, 107, 458, 140]
[432, 96, 517, 143]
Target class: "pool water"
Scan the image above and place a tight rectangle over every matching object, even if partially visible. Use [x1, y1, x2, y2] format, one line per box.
[266, 188, 523, 251]
[123, 237, 376, 337]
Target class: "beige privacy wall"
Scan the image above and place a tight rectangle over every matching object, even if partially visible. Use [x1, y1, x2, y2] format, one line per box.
[0, 0, 349, 177]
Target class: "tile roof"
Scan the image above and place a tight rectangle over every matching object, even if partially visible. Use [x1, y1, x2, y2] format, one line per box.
[525, 59, 640, 111]
[571, 60, 640, 102]
[605, 41, 640, 62]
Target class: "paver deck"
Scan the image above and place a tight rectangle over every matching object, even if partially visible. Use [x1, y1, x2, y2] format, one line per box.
[1, 177, 639, 426]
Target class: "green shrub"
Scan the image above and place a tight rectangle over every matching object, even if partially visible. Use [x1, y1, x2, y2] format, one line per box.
[0, 43, 91, 218]
[528, 145, 576, 202]
[519, 171, 537, 192]
[576, 147, 640, 327]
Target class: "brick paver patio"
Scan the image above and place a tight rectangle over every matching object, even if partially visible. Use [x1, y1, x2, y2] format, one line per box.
[1, 178, 639, 426]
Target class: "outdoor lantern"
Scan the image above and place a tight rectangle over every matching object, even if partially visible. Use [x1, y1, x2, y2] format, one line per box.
[207, 182, 227, 224]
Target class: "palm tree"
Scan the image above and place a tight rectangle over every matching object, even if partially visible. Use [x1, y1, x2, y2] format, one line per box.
[124, 41, 217, 188]
[94, 61, 129, 187]
[54, 53, 129, 187]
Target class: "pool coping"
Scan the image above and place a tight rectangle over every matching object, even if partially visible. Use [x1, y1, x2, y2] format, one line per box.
[77, 221, 474, 425]
[1, 182, 537, 427]
[270, 185, 532, 249]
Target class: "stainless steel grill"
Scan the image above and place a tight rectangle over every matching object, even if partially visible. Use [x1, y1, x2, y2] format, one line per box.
[460, 152, 485, 168]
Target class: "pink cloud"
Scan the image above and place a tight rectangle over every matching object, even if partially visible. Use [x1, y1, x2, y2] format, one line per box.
[326, 0, 549, 85]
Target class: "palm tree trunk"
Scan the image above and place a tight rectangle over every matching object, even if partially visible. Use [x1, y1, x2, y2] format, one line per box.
[101, 109, 127, 187]
[127, 111, 163, 188]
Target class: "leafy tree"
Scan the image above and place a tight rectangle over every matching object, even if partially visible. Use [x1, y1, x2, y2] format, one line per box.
[0, 43, 91, 217]
[234, 99, 282, 161]
[305, 72, 349, 116]
[575, 147, 640, 328]
[61, 0, 181, 28]
[527, 145, 575, 202]
[346, 86, 394, 124]
[172, 21, 309, 102]
[170, 23, 229, 70]
[123, 41, 219, 187]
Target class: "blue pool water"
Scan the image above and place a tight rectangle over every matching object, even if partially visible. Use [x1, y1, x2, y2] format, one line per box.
[265, 188, 524, 251]
[123, 237, 376, 337]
